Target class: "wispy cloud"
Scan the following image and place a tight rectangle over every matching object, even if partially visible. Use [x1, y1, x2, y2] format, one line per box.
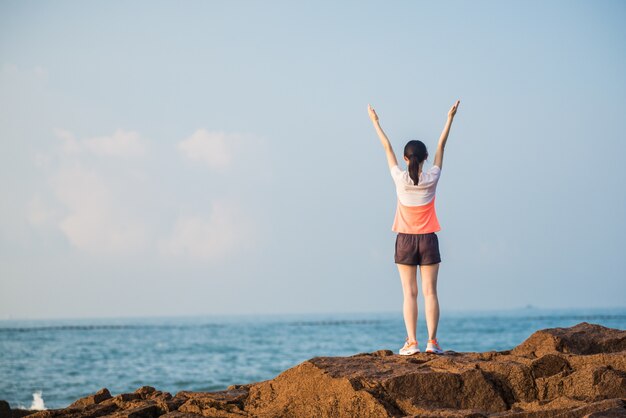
[53, 128, 147, 157]
[1, 63, 48, 81]
[178, 129, 245, 171]
[26, 195, 56, 227]
[158, 198, 256, 261]
[27, 127, 266, 260]
[83, 129, 146, 157]
[51, 164, 149, 255]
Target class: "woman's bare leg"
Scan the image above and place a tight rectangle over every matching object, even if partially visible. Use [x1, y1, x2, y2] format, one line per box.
[420, 263, 440, 340]
[397, 263, 418, 343]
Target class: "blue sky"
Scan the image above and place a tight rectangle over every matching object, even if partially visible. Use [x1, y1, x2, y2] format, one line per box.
[1, 0, 625, 319]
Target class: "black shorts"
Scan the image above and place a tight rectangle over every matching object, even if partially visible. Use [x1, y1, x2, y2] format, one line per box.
[394, 232, 441, 265]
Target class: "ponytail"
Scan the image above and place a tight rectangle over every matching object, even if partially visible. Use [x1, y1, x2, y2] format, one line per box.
[408, 154, 421, 186]
[403, 140, 428, 186]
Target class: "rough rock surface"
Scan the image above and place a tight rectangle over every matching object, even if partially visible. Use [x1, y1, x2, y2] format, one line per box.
[2, 322, 625, 418]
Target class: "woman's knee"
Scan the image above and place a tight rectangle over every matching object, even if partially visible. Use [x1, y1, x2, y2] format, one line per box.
[422, 286, 437, 298]
[402, 287, 418, 299]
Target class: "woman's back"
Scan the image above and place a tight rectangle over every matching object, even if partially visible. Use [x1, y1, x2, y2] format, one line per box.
[391, 164, 441, 206]
[390, 164, 441, 234]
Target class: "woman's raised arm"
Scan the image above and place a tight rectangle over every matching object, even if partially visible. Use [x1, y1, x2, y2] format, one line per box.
[433, 100, 460, 170]
[368, 104, 398, 170]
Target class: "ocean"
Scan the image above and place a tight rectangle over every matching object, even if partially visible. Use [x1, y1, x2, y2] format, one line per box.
[1, 308, 625, 410]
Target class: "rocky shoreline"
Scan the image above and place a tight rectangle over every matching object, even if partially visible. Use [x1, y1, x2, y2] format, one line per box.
[1, 322, 625, 417]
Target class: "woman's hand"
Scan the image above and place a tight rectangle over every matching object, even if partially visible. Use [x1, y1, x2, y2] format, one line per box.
[368, 104, 398, 169]
[368, 104, 379, 123]
[448, 100, 460, 120]
[435, 99, 460, 169]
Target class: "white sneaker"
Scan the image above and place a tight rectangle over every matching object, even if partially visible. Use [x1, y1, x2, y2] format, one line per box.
[425, 338, 444, 354]
[399, 337, 420, 355]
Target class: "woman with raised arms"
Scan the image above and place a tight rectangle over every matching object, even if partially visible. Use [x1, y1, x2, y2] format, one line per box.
[368, 100, 460, 355]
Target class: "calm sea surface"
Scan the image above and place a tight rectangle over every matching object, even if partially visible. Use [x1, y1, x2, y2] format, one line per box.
[1, 308, 625, 410]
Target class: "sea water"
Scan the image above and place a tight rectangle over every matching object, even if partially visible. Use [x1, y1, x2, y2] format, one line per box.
[1, 308, 624, 410]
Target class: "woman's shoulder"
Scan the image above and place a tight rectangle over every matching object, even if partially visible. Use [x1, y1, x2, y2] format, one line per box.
[428, 165, 441, 174]
[422, 165, 441, 182]
[390, 164, 407, 182]
[391, 164, 440, 187]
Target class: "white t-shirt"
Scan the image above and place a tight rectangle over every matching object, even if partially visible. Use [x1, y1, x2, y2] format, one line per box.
[390, 164, 441, 206]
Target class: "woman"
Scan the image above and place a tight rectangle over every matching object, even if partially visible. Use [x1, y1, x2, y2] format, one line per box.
[368, 100, 460, 355]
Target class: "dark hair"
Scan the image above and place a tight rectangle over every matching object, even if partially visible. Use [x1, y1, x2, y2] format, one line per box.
[404, 140, 428, 186]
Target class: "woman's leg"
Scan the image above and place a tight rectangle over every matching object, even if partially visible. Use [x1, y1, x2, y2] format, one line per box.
[397, 263, 418, 343]
[420, 263, 440, 340]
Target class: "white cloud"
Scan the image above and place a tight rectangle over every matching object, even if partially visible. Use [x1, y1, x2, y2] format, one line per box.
[33, 152, 52, 168]
[177, 129, 242, 170]
[26, 196, 56, 226]
[32, 66, 48, 80]
[53, 128, 80, 154]
[83, 129, 146, 157]
[158, 198, 255, 261]
[51, 164, 148, 255]
[28, 127, 265, 260]
[1, 63, 19, 75]
[53, 128, 146, 157]
[26, 128, 151, 255]
[1, 63, 48, 82]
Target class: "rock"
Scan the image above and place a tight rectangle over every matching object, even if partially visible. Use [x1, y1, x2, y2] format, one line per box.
[0, 401, 10, 418]
[530, 353, 572, 378]
[14, 322, 626, 417]
[116, 393, 143, 402]
[68, 388, 112, 409]
[244, 360, 392, 417]
[177, 389, 248, 417]
[107, 403, 161, 418]
[512, 322, 626, 357]
[159, 413, 204, 418]
[7, 410, 37, 418]
[560, 365, 626, 401]
[494, 398, 626, 417]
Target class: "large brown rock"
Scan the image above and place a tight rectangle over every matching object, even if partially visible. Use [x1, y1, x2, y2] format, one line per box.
[511, 322, 626, 357]
[2, 322, 624, 417]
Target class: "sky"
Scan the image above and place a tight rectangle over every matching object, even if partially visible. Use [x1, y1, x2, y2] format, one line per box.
[1, 0, 625, 320]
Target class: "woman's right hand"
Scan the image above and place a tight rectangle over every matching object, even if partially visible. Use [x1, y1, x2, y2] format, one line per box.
[448, 100, 460, 120]
[368, 104, 379, 122]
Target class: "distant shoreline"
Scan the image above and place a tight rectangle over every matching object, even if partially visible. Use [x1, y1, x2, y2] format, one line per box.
[3, 305, 626, 323]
